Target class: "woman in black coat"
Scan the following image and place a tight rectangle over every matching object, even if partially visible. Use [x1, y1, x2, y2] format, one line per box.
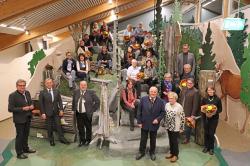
[200, 86, 222, 155]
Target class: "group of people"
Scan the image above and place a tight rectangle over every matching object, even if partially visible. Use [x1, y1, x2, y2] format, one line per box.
[8, 79, 100, 159]
[121, 42, 222, 162]
[8, 22, 222, 162]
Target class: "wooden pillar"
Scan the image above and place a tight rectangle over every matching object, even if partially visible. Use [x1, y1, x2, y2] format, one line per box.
[223, 0, 230, 18]
[222, 0, 229, 36]
[195, 0, 201, 23]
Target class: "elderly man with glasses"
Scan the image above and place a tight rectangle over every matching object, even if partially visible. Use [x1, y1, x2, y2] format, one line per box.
[8, 79, 36, 159]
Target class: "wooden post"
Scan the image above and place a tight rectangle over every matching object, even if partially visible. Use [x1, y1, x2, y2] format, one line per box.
[198, 70, 216, 98]
[195, 0, 201, 23]
[90, 78, 112, 148]
[222, 0, 229, 36]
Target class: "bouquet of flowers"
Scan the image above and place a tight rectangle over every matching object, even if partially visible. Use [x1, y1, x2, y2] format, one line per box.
[185, 117, 195, 128]
[201, 104, 217, 117]
[136, 72, 144, 79]
[179, 79, 187, 89]
[123, 35, 130, 41]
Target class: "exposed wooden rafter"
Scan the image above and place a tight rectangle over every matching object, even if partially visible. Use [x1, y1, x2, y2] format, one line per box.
[0, 0, 59, 22]
[0, 0, 135, 51]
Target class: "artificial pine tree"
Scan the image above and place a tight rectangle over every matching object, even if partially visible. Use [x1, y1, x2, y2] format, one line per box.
[155, 0, 163, 53]
[200, 22, 216, 70]
[240, 34, 250, 111]
[157, 36, 166, 94]
[227, 12, 248, 68]
[172, 0, 182, 23]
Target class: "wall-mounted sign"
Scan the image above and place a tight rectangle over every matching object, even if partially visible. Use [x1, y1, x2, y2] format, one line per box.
[223, 18, 246, 31]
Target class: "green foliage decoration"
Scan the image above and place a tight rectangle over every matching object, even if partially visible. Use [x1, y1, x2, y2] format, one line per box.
[240, 33, 250, 111]
[28, 49, 46, 77]
[200, 22, 216, 70]
[227, 12, 248, 68]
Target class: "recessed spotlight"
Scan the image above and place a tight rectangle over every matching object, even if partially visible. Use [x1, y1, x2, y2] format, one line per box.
[108, 0, 112, 4]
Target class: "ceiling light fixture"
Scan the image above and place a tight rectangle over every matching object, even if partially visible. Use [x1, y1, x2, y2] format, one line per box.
[9, 26, 25, 31]
[25, 30, 30, 35]
[202, 0, 216, 7]
[108, 0, 112, 4]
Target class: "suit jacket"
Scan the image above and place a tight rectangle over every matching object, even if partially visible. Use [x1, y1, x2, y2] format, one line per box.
[177, 52, 196, 76]
[178, 87, 200, 117]
[39, 89, 63, 117]
[8, 90, 33, 124]
[72, 89, 100, 117]
[62, 58, 77, 74]
[137, 96, 165, 131]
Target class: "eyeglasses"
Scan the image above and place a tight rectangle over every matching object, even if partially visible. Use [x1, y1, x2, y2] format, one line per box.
[17, 84, 26, 87]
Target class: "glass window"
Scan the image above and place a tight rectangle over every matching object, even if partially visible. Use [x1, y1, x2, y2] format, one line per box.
[201, 0, 223, 22]
[230, 0, 250, 13]
[183, 7, 196, 23]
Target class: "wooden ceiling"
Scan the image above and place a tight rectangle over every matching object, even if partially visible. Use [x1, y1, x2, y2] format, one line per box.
[0, 0, 199, 51]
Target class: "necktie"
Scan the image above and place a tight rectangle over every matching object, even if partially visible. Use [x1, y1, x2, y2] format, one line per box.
[49, 89, 54, 102]
[79, 91, 85, 113]
[150, 97, 155, 104]
[23, 92, 28, 103]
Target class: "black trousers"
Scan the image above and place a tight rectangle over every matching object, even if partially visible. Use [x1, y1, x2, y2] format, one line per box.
[46, 115, 64, 141]
[76, 112, 92, 142]
[139, 129, 157, 154]
[121, 103, 138, 128]
[134, 81, 141, 98]
[203, 118, 218, 150]
[168, 130, 179, 157]
[15, 120, 31, 155]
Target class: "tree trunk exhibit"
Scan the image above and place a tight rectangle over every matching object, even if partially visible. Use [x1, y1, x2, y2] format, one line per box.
[198, 70, 216, 98]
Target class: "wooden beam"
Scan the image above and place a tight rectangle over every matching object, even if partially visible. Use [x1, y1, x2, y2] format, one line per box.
[0, 0, 135, 51]
[0, 0, 59, 22]
[99, 0, 154, 23]
[194, 0, 201, 23]
[222, 0, 229, 18]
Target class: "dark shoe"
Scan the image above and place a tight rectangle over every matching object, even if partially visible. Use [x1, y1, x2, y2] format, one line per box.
[170, 156, 178, 163]
[182, 139, 189, 144]
[50, 140, 55, 146]
[85, 141, 91, 146]
[202, 148, 208, 153]
[165, 153, 173, 159]
[60, 138, 70, 145]
[23, 149, 36, 153]
[209, 149, 214, 155]
[135, 152, 145, 160]
[78, 140, 86, 147]
[17, 154, 28, 159]
[150, 153, 156, 161]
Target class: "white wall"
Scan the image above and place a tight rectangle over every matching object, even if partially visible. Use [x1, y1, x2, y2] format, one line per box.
[0, 36, 74, 121]
[0, 44, 25, 64]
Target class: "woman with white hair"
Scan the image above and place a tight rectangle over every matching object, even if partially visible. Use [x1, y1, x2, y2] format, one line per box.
[164, 92, 185, 163]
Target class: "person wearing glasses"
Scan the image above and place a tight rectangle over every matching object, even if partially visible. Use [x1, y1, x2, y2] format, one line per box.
[178, 78, 200, 144]
[8, 79, 36, 159]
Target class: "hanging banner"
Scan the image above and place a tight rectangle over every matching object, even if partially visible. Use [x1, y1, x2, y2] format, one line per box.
[222, 18, 245, 31]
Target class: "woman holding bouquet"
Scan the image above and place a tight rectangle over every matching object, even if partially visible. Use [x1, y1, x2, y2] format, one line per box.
[200, 86, 222, 155]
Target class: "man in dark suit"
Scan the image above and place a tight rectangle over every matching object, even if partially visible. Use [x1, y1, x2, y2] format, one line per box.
[136, 86, 165, 161]
[39, 78, 70, 146]
[8, 79, 36, 159]
[178, 78, 200, 144]
[176, 43, 196, 79]
[72, 81, 100, 147]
